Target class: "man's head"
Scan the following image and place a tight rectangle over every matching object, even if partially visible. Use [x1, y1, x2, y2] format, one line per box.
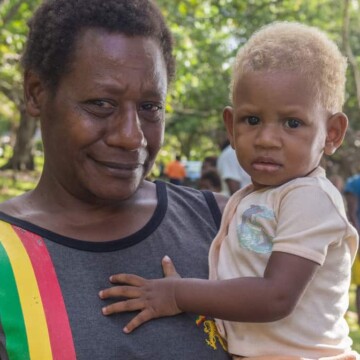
[23, 0, 175, 202]
[21, 0, 175, 92]
[231, 21, 347, 114]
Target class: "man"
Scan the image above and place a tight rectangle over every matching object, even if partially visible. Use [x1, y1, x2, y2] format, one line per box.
[0, 1, 229, 358]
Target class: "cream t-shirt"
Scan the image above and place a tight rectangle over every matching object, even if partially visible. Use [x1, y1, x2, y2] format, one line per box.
[209, 167, 358, 358]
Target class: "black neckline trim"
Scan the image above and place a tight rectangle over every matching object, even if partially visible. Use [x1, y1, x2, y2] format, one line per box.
[0, 181, 167, 252]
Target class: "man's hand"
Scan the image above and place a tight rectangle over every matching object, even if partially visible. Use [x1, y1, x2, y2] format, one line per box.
[99, 256, 182, 333]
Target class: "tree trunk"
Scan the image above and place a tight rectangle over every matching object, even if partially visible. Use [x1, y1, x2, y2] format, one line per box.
[342, 0, 360, 109]
[1, 103, 38, 171]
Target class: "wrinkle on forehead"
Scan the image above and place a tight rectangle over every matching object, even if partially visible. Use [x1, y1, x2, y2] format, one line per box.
[69, 28, 167, 98]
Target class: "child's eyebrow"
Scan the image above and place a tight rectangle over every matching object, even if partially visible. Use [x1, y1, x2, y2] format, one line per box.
[234, 104, 260, 113]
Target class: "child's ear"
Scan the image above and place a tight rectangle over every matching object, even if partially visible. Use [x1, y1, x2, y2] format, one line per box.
[24, 70, 47, 117]
[223, 106, 235, 148]
[324, 112, 348, 155]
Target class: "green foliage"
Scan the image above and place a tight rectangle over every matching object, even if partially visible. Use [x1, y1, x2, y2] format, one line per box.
[0, 0, 40, 125]
[156, 0, 360, 170]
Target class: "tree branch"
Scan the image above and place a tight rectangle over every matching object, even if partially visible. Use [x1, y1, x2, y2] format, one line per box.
[1, 0, 24, 26]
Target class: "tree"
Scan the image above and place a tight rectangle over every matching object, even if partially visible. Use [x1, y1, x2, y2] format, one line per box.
[0, 0, 40, 170]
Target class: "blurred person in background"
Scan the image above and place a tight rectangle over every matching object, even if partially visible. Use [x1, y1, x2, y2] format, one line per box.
[164, 154, 187, 185]
[198, 169, 222, 193]
[217, 140, 251, 195]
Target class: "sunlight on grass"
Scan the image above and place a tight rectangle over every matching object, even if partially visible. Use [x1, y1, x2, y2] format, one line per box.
[0, 153, 42, 202]
[0, 170, 39, 202]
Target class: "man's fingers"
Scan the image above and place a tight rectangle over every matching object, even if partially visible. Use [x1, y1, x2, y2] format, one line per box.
[109, 273, 145, 286]
[123, 309, 155, 333]
[99, 285, 142, 300]
[162, 255, 180, 278]
[102, 298, 143, 315]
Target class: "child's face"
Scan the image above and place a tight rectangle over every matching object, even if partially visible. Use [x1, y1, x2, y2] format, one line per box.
[224, 71, 346, 189]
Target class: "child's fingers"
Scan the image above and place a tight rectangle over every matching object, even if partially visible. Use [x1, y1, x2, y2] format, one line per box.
[109, 273, 145, 286]
[102, 298, 143, 315]
[162, 255, 180, 278]
[123, 309, 155, 333]
[99, 285, 142, 300]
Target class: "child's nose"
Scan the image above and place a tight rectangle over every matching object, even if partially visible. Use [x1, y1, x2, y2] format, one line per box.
[254, 123, 281, 148]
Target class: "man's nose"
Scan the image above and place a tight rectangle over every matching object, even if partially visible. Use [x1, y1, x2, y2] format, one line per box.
[104, 107, 147, 150]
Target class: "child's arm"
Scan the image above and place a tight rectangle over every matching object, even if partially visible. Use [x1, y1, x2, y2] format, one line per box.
[99, 252, 318, 333]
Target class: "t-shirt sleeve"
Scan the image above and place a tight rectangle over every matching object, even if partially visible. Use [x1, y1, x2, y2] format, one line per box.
[272, 185, 348, 265]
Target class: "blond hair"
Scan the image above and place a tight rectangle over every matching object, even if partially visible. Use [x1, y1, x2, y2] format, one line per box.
[231, 22, 347, 113]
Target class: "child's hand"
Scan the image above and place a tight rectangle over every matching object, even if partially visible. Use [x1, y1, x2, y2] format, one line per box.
[99, 256, 182, 333]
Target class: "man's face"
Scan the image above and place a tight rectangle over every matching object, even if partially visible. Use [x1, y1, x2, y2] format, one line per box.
[37, 28, 168, 202]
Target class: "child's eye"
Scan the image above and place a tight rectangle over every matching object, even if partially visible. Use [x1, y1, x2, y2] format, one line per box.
[245, 116, 260, 125]
[285, 118, 302, 128]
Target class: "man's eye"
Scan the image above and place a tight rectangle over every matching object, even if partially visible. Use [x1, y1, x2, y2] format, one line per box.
[285, 118, 302, 128]
[245, 116, 260, 125]
[91, 100, 113, 108]
[140, 103, 163, 112]
[82, 99, 115, 118]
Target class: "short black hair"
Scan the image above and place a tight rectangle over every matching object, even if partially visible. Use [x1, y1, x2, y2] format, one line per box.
[21, 0, 175, 91]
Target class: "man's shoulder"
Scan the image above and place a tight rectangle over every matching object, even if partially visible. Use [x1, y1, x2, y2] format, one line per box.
[0, 193, 27, 217]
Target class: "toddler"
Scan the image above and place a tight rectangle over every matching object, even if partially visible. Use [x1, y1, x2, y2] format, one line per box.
[100, 22, 359, 360]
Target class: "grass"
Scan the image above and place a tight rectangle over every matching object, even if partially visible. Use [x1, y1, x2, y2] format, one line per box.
[0, 170, 40, 201]
[0, 162, 360, 351]
[347, 285, 360, 352]
[0, 152, 42, 202]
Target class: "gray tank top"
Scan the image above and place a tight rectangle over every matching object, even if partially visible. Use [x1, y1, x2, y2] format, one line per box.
[0, 181, 230, 360]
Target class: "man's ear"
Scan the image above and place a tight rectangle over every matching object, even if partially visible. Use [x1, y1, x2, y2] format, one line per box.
[24, 70, 47, 117]
[324, 112, 348, 155]
[223, 106, 235, 149]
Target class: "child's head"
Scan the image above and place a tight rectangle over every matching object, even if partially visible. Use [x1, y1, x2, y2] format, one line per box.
[224, 22, 348, 189]
[231, 21, 347, 114]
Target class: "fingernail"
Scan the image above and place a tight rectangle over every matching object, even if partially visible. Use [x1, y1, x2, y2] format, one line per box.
[102, 307, 108, 315]
[123, 327, 129, 333]
[163, 255, 171, 262]
[99, 291, 103, 298]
